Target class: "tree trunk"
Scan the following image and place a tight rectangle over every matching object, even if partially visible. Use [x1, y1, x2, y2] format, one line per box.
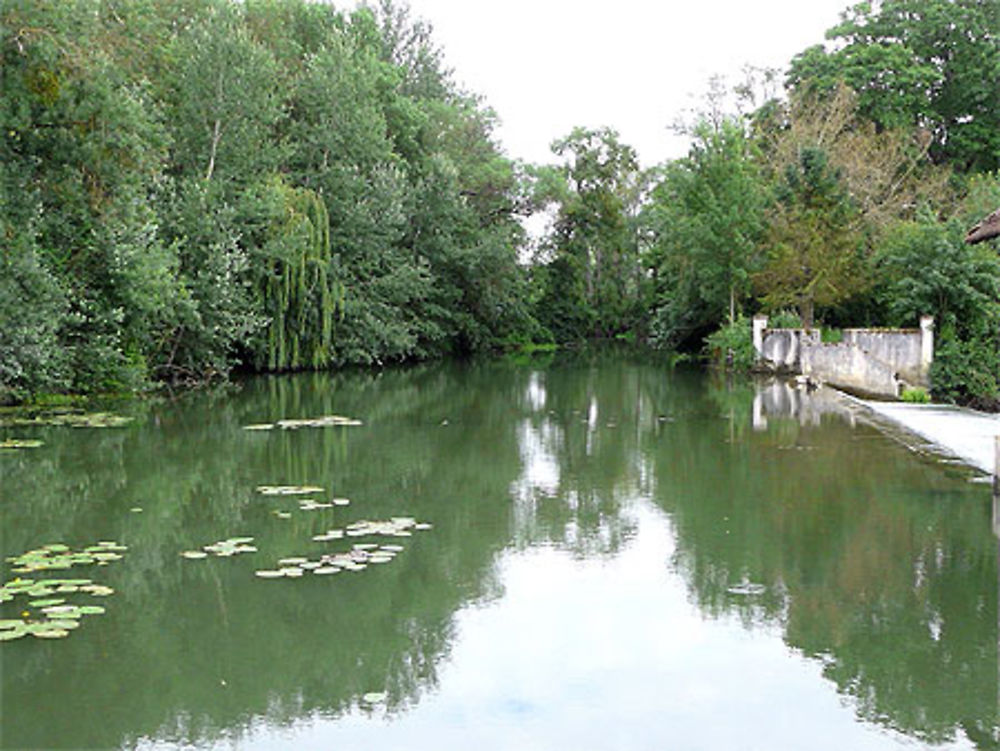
[205, 119, 221, 181]
[800, 297, 815, 330]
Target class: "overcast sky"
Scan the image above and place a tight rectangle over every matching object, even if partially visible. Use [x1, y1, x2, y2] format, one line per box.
[374, 0, 852, 166]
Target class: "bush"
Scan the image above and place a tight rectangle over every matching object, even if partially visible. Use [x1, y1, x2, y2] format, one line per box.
[821, 327, 844, 344]
[930, 329, 1000, 410]
[705, 316, 755, 372]
[901, 387, 930, 403]
[768, 309, 803, 329]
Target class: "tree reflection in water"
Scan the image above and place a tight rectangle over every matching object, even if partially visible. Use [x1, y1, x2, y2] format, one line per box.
[1, 356, 997, 749]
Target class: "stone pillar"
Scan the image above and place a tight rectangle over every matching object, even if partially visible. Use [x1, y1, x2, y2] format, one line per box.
[752, 315, 768, 360]
[920, 316, 934, 379]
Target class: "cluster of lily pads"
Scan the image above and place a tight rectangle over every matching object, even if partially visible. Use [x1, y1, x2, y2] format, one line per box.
[255, 542, 407, 578]
[1, 541, 125, 641]
[243, 415, 363, 431]
[7, 541, 127, 573]
[181, 537, 258, 560]
[0, 411, 133, 429]
[324, 517, 432, 541]
[256, 517, 432, 578]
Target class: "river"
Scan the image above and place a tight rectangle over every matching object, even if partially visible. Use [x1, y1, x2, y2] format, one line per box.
[1, 350, 996, 750]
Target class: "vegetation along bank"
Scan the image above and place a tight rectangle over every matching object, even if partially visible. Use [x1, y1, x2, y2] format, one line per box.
[2, 0, 999, 407]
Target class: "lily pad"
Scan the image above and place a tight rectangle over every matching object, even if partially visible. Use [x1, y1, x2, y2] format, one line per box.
[26, 586, 58, 597]
[29, 598, 66, 608]
[242, 424, 275, 431]
[42, 605, 82, 617]
[0, 629, 27, 641]
[256, 485, 325, 496]
[2, 580, 36, 593]
[274, 415, 364, 430]
[30, 627, 70, 639]
[181, 551, 208, 560]
[80, 584, 114, 596]
[45, 619, 81, 630]
[299, 500, 333, 511]
[361, 692, 387, 704]
[313, 566, 341, 575]
[0, 439, 44, 449]
[255, 570, 284, 579]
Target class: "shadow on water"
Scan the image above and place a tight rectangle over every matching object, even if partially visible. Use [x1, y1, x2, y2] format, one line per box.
[1, 354, 997, 749]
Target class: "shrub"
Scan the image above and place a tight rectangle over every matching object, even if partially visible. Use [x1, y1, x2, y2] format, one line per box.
[901, 387, 930, 403]
[705, 316, 755, 372]
[930, 328, 1000, 410]
[821, 327, 844, 344]
[768, 309, 803, 329]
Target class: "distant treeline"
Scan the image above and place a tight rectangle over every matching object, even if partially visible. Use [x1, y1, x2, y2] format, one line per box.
[3, 0, 1000, 406]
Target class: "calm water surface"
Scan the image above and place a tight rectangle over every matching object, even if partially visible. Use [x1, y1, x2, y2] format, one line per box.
[2, 351, 997, 750]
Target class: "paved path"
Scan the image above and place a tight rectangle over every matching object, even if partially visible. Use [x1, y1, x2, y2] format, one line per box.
[855, 399, 1000, 475]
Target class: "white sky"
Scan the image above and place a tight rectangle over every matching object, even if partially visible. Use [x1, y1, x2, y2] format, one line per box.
[384, 0, 852, 166]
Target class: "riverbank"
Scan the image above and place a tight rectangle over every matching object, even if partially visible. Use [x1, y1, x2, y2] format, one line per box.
[843, 393, 1000, 476]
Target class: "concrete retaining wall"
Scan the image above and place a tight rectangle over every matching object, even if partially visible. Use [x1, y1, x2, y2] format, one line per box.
[752, 316, 933, 399]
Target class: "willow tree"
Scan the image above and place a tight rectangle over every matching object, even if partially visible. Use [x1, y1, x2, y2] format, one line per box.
[251, 178, 343, 371]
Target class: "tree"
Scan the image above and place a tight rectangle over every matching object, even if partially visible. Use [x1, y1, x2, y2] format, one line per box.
[876, 177, 1000, 407]
[754, 146, 865, 328]
[643, 117, 766, 349]
[535, 127, 644, 341]
[169, 2, 284, 183]
[787, 0, 1000, 173]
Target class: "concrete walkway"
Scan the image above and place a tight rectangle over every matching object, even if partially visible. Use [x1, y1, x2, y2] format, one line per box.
[853, 399, 1000, 476]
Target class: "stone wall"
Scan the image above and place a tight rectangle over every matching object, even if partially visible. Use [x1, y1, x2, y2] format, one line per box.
[752, 316, 933, 399]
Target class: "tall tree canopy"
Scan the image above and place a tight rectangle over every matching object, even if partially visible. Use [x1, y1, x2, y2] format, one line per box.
[533, 127, 645, 342]
[0, 0, 531, 401]
[787, 0, 1000, 173]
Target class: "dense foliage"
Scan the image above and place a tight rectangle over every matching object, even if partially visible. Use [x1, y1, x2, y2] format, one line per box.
[0, 0, 530, 401]
[3, 0, 1000, 407]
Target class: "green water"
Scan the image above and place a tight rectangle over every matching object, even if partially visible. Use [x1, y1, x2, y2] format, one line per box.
[1, 351, 997, 750]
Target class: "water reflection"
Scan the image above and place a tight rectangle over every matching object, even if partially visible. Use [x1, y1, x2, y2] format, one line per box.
[1, 357, 997, 749]
[752, 377, 858, 430]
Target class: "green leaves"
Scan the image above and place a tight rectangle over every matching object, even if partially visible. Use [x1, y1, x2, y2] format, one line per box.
[535, 127, 645, 342]
[788, 0, 1000, 173]
[1, 0, 532, 401]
